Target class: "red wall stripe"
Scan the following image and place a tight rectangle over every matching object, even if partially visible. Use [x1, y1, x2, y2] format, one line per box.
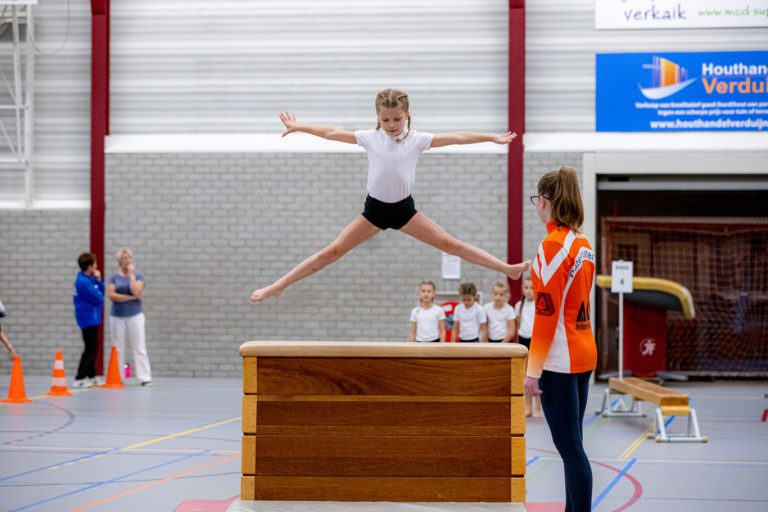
[90, 0, 109, 374]
[508, 0, 525, 304]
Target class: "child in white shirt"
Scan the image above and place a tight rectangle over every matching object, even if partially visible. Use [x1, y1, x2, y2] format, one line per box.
[409, 281, 446, 343]
[250, 89, 530, 303]
[514, 277, 542, 417]
[483, 281, 517, 343]
[452, 282, 487, 342]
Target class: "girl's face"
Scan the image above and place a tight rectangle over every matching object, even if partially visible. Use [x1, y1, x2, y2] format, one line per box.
[377, 107, 408, 138]
[522, 280, 534, 301]
[419, 284, 435, 304]
[536, 194, 552, 225]
[461, 294, 476, 308]
[491, 286, 508, 306]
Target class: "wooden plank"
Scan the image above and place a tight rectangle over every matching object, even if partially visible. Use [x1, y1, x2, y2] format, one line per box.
[511, 436, 526, 476]
[511, 396, 525, 435]
[254, 399, 511, 436]
[250, 476, 523, 502]
[511, 357, 525, 395]
[609, 377, 688, 407]
[661, 405, 691, 416]
[243, 357, 257, 394]
[240, 340, 528, 358]
[250, 435, 510, 476]
[256, 358, 511, 396]
[241, 476, 255, 500]
[511, 477, 526, 502]
[243, 395, 257, 434]
[242, 435, 255, 475]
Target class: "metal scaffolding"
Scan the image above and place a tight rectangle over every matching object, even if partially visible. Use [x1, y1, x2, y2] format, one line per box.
[0, 0, 35, 205]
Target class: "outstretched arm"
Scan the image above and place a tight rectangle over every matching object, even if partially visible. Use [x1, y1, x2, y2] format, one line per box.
[431, 131, 517, 149]
[279, 112, 357, 144]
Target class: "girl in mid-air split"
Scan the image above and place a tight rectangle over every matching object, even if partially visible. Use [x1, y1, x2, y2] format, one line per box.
[251, 88, 531, 303]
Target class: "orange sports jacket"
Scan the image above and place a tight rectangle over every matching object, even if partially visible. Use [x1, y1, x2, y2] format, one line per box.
[528, 220, 597, 378]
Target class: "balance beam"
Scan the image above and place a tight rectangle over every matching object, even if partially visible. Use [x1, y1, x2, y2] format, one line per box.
[600, 377, 707, 443]
[239, 341, 528, 503]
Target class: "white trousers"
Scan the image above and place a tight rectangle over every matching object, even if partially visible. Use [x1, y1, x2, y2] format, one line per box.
[110, 313, 152, 383]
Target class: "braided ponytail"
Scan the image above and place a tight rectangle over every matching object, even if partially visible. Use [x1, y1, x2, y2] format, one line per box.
[374, 88, 410, 130]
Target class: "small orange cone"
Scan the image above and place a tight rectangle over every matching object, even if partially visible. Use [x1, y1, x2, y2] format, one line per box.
[3, 355, 32, 403]
[102, 346, 125, 388]
[47, 350, 72, 397]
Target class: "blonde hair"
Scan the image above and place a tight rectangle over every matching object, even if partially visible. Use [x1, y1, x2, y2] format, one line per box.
[374, 89, 411, 132]
[491, 280, 510, 295]
[537, 166, 584, 229]
[115, 248, 134, 265]
[419, 280, 436, 291]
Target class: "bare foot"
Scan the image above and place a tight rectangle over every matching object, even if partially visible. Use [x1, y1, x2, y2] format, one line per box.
[507, 260, 532, 280]
[532, 410, 543, 418]
[525, 409, 532, 417]
[250, 285, 283, 303]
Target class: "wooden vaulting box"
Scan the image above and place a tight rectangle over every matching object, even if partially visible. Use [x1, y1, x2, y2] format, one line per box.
[240, 341, 527, 503]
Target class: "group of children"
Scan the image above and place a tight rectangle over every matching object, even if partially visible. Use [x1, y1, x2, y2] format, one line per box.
[408, 279, 542, 417]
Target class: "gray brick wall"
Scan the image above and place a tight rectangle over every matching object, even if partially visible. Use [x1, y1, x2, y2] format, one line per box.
[104, 152, 510, 377]
[522, 152, 584, 262]
[0, 210, 90, 375]
[0, 150, 584, 378]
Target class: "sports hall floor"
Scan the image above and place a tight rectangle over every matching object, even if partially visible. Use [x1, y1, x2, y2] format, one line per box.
[1, 376, 766, 512]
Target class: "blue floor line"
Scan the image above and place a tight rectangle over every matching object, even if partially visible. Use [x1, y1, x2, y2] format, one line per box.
[583, 398, 619, 427]
[526, 455, 541, 467]
[7, 449, 210, 512]
[0, 449, 112, 483]
[591, 458, 637, 511]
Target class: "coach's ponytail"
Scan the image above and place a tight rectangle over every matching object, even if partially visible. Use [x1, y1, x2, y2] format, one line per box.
[537, 166, 584, 230]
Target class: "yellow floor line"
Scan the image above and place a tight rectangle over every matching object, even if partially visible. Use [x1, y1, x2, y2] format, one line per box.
[635, 457, 768, 466]
[619, 424, 654, 460]
[121, 416, 241, 451]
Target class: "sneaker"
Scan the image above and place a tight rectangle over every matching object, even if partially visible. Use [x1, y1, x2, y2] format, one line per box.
[89, 376, 104, 386]
[73, 379, 94, 389]
[140, 380, 153, 387]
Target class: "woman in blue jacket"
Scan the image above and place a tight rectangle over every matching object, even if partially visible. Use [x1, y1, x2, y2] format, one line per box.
[73, 252, 105, 388]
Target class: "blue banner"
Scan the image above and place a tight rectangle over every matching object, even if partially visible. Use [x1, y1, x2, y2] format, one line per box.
[596, 51, 768, 131]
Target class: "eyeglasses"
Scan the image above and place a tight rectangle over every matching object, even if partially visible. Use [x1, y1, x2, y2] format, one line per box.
[529, 195, 549, 206]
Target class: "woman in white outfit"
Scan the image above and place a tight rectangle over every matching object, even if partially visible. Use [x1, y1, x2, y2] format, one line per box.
[107, 248, 152, 386]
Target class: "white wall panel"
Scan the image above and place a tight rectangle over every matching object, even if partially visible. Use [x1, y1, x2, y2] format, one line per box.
[32, 0, 91, 202]
[110, 0, 510, 134]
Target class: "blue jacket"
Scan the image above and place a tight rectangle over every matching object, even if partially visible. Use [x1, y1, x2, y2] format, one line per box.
[73, 272, 105, 329]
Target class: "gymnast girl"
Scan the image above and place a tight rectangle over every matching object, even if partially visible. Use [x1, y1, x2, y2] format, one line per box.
[251, 88, 530, 303]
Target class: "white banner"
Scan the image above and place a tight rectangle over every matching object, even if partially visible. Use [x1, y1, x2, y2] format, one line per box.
[596, 0, 768, 29]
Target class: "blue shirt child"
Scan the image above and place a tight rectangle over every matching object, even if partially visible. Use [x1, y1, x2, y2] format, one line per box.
[73, 272, 105, 329]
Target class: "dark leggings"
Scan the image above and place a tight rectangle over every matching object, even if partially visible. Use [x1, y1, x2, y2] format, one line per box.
[539, 370, 593, 512]
[76, 325, 99, 380]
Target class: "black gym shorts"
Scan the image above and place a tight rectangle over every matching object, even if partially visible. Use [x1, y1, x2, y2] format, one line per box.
[362, 195, 418, 230]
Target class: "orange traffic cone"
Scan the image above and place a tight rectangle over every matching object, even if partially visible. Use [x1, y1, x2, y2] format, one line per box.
[102, 346, 125, 388]
[47, 350, 72, 396]
[3, 355, 32, 403]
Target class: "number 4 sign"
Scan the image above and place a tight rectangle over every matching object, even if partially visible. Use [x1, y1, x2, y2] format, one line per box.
[611, 261, 633, 293]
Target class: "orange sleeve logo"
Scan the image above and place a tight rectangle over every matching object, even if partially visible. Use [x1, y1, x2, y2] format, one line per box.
[535, 292, 555, 316]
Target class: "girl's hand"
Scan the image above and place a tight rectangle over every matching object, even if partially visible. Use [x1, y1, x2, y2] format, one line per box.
[279, 112, 299, 137]
[493, 131, 517, 145]
[524, 376, 542, 397]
